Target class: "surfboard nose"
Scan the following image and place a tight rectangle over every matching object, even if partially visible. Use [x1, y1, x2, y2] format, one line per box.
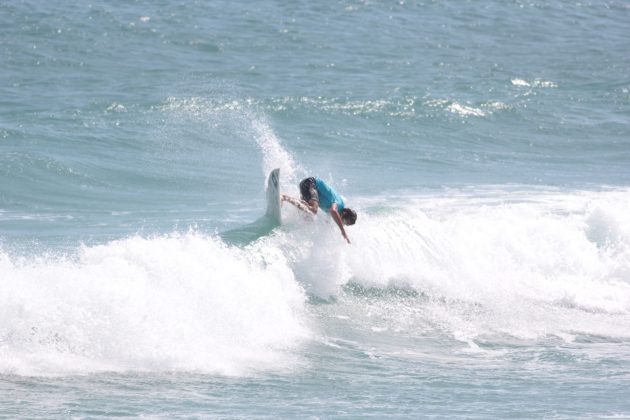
[265, 168, 282, 225]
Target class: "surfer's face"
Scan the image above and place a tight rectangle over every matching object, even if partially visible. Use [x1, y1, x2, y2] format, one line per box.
[341, 209, 357, 226]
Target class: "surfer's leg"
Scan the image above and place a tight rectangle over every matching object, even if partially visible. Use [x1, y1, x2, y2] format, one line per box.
[298, 177, 319, 214]
[299, 177, 319, 203]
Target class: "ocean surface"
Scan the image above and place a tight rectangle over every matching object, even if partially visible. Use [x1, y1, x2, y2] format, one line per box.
[2, 0, 630, 418]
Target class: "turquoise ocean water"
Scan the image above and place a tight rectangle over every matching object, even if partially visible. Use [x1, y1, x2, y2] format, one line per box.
[2, 1, 630, 417]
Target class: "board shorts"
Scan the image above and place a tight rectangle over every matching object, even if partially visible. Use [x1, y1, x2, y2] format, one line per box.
[299, 177, 319, 204]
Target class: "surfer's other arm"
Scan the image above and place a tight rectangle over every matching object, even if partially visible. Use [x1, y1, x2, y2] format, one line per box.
[281, 194, 316, 215]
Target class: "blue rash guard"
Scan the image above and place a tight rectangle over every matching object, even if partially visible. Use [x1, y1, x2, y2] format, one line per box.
[315, 177, 345, 213]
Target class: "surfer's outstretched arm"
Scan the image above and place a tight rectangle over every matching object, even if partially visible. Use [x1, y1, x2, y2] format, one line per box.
[282, 194, 317, 215]
[330, 203, 351, 244]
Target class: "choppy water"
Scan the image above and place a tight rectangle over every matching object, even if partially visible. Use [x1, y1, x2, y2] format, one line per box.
[2, 0, 630, 418]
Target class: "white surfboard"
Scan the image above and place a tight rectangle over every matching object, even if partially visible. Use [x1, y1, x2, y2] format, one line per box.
[265, 168, 281, 225]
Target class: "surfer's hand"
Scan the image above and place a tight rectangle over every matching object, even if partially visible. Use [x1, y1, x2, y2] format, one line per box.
[343, 232, 351, 244]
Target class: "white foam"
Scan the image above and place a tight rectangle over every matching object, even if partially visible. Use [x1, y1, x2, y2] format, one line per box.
[446, 102, 486, 117]
[335, 188, 630, 342]
[511, 78, 558, 88]
[511, 78, 530, 87]
[0, 233, 309, 376]
[425, 98, 509, 118]
[5, 188, 629, 374]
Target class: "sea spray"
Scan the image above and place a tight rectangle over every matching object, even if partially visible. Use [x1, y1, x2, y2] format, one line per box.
[251, 118, 301, 186]
[158, 95, 302, 184]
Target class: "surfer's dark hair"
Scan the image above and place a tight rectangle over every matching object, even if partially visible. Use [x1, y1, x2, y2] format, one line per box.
[341, 208, 357, 225]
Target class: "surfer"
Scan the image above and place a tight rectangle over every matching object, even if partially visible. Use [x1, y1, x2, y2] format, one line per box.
[282, 177, 357, 244]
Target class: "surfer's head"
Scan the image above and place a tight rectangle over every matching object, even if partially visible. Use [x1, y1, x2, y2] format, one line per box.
[341, 208, 357, 225]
